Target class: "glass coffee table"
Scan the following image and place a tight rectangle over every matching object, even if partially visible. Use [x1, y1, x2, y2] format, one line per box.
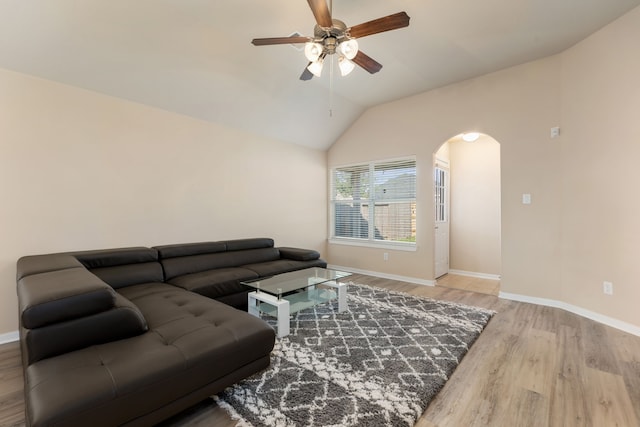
[242, 267, 352, 338]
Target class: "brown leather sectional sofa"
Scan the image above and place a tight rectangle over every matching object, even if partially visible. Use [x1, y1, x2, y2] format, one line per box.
[16, 238, 326, 426]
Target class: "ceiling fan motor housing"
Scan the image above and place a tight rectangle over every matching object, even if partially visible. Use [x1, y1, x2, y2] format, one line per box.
[314, 19, 351, 54]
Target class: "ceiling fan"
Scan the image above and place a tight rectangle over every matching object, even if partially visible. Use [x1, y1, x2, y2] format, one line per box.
[251, 0, 410, 80]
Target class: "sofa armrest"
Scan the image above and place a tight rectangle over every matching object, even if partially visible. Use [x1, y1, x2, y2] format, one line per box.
[277, 247, 321, 261]
[17, 253, 83, 281]
[18, 267, 116, 329]
[23, 293, 148, 364]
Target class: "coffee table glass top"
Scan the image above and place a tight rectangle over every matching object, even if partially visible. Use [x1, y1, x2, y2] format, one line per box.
[241, 267, 351, 297]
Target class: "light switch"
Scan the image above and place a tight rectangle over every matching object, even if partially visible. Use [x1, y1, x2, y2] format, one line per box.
[522, 194, 532, 204]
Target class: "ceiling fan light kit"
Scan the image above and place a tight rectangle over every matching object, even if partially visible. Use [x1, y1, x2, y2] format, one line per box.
[307, 58, 325, 77]
[339, 38, 358, 60]
[338, 55, 356, 76]
[251, 0, 410, 81]
[304, 42, 324, 62]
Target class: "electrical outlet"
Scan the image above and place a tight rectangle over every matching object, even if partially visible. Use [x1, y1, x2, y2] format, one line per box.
[383, 252, 389, 261]
[603, 281, 613, 295]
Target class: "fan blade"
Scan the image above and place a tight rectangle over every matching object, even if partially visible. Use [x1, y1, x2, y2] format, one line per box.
[307, 0, 333, 28]
[300, 63, 314, 81]
[352, 51, 383, 74]
[348, 11, 410, 39]
[252, 36, 310, 46]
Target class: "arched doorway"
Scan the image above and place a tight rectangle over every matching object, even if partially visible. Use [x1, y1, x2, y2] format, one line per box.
[433, 132, 501, 295]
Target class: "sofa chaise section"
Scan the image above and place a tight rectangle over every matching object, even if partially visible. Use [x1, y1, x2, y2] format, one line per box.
[17, 246, 276, 427]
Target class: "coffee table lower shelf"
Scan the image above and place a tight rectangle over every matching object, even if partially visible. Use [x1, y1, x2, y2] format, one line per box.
[247, 281, 347, 338]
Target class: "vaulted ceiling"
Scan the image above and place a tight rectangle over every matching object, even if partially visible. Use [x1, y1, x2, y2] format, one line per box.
[1, 0, 638, 150]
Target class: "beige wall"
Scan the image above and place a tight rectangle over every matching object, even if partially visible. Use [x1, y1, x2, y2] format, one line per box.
[0, 68, 327, 335]
[328, 5, 640, 328]
[448, 136, 501, 275]
[559, 6, 640, 327]
[328, 55, 563, 296]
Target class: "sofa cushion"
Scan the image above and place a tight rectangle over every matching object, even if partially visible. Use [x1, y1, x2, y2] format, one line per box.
[242, 258, 328, 277]
[23, 293, 148, 365]
[89, 263, 164, 289]
[24, 283, 274, 427]
[224, 237, 274, 251]
[160, 248, 280, 280]
[73, 247, 164, 289]
[73, 247, 158, 269]
[18, 268, 115, 329]
[278, 247, 321, 261]
[17, 254, 83, 281]
[155, 241, 227, 259]
[167, 267, 258, 299]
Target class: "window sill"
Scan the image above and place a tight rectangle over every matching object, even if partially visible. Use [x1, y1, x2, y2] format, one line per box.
[328, 238, 417, 252]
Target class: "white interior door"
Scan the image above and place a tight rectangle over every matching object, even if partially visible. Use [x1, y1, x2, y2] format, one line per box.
[434, 166, 450, 278]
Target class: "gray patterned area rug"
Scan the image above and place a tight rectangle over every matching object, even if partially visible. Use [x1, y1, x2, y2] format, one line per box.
[215, 283, 495, 427]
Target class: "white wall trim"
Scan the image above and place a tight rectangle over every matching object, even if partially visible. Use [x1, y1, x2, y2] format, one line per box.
[0, 331, 19, 345]
[500, 292, 640, 337]
[328, 264, 436, 287]
[449, 269, 501, 281]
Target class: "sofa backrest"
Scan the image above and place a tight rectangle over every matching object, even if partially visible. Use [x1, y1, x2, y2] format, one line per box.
[155, 238, 279, 280]
[73, 247, 163, 289]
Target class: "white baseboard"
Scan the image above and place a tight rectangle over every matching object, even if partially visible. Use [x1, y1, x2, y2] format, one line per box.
[448, 269, 501, 281]
[499, 292, 640, 337]
[328, 264, 436, 287]
[0, 331, 19, 345]
[328, 265, 639, 337]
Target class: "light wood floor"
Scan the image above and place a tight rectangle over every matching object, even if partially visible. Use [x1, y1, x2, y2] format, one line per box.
[2, 274, 639, 427]
[436, 273, 501, 296]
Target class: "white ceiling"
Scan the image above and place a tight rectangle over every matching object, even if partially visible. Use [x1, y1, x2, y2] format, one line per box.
[1, 0, 638, 150]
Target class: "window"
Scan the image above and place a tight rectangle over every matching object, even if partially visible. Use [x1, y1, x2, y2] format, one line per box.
[434, 167, 448, 223]
[330, 158, 416, 247]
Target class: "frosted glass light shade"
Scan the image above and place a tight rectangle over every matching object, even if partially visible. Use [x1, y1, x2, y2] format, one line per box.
[338, 38, 359, 60]
[307, 59, 324, 77]
[338, 56, 355, 76]
[304, 42, 323, 62]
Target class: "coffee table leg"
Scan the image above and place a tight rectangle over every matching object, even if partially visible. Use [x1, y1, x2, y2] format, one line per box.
[247, 291, 291, 338]
[276, 299, 290, 338]
[325, 281, 348, 313]
[248, 292, 260, 317]
[337, 281, 347, 313]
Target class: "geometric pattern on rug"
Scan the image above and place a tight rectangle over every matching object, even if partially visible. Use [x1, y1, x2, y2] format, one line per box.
[215, 283, 495, 427]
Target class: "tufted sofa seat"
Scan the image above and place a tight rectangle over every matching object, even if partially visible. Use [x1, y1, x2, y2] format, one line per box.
[15, 237, 323, 427]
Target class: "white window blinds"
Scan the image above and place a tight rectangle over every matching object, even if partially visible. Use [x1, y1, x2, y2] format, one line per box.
[331, 158, 416, 245]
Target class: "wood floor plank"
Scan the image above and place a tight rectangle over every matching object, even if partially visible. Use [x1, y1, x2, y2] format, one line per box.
[502, 388, 547, 427]
[513, 328, 557, 396]
[584, 367, 638, 427]
[549, 325, 591, 427]
[610, 325, 640, 423]
[1, 274, 639, 427]
[580, 318, 622, 375]
[436, 274, 500, 296]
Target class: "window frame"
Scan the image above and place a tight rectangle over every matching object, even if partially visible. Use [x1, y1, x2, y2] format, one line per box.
[329, 156, 417, 251]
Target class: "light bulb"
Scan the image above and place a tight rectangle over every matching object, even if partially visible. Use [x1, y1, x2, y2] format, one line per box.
[304, 42, 323, 62]
[338, 38, 358, 60]
[338, 56, 355, 76]
[307, 59, 324, 77]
